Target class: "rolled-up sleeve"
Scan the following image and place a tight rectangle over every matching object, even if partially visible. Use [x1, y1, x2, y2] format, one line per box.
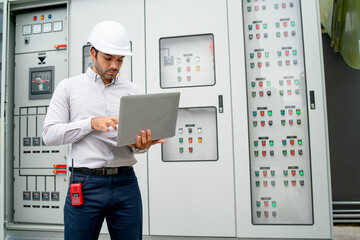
[42, 80, 93, 146]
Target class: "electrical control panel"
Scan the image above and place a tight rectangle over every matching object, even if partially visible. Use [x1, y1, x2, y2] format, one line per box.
[162, 107, 218, 162]
[82, 44, 133, 81]
[242, 0, 313, 224]
[160, 34, 215, 88]
[13, 7, 68, 224]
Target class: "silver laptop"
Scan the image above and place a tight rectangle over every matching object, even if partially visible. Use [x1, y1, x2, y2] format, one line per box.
[95, 92, 180, 147]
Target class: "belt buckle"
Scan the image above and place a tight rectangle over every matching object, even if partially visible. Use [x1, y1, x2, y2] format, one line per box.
[103, 168, 118, 175]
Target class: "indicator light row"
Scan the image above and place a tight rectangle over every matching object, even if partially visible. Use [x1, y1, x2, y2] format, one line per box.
[248, 21, 295, 31]
[256, 211, 277, 218]
[254, 139, 303, 147]
[179, 147, 194, 153]
[251, 89, 300, 97]
[246, 2, 295, 11]
[250, 79, 300, 88]
[249, 59, 299, 68]
[255, 170, 304, 177]
[179, 137, 202, 143]
[253, 119, 302, 127]
[252, 109, 301, 117]
[254, 149, 304, 157]
[33, 14, 52, 21]
[249, 50, 297, 59]
[249, 31, 296, 40]
[256, 200, 277, 207]
[255, 180, 305, 187]
[177, 66, 200, 72]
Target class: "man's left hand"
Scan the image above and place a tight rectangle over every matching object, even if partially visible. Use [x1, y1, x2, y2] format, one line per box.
[128, 129, 165, 150]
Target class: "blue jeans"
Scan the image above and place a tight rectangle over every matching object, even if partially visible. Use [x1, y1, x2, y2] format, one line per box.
[64, 168, 142, 240]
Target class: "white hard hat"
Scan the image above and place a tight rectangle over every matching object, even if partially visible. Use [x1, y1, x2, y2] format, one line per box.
[87, 20, 132, 56]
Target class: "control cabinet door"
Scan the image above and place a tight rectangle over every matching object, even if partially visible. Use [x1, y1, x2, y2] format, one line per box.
[146, 0, 236, 237]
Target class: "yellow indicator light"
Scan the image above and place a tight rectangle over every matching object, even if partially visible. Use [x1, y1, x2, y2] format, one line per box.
[196, 66, 200, 71]
[198, 137, 202, 143]
[40, 15, 45, 20]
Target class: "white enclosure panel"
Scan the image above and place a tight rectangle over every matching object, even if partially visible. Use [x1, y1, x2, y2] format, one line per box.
[146, 0, 236, 237]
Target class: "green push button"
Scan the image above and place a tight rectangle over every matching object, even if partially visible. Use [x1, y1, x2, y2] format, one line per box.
[298, 139, 303, 145]
[253, 111, 257, 117]
[266, 81, 271, 86]
[254, 141, 258, 146]
[251, 82, 256, 87]
[281, 120, 286, 126]
[282, 139, 286, 145]
[269, 140, 274, 146]
[250, 53, 254, 58]
[268, 111, 272, 116]
[256, 181, 260, 187]
[272, 201, 276, 207]
[249, 25, 253, 30]
[283, 150, 287, 156]
[255, 171, 259, 177]
[247, 7, 251, 12]
[299, 170, 304, 176]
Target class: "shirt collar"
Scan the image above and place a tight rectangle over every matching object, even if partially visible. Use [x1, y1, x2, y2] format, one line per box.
[86, 67, 118, 85]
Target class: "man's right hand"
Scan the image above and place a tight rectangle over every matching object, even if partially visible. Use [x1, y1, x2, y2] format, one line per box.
[91, 116, 118, 132]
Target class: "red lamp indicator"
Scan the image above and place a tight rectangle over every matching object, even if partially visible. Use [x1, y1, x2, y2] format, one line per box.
[256, 34, 260, 39]
[289, 120, 294, 125]
[255, 6, 259, 11]
[263, 171, 267, 177]
[289, 109, 293, 115]
[260, 91, 264, 97]
[264, 181, 268, 187]
[260, 111, 265, 116]
[256, 24, 260, 29]
[262, 151, 266, 156]
[33, 16, 37, 21]
[258, 62, 262, 67]
[264, 201, 269, 207]
[290, 150, 295, 156]
[261, 140, 266, 146]
[287, 90, 292, 95]
[188, 138, 193, 143]
[259, 81, 263, 87]
[189, 147, 193, 153]
[283, 22, 288, 27]
[286, 60, 290, 66]
[290, 140, 294, 145]
[292, 181, 296, 187]
[285, 51, 289, 56]
[291, 170, 296, 176]
[257, 52, 261, 58]
[261, 121, 265, 126]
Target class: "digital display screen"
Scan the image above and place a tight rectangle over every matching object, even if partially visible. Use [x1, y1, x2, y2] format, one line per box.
[31, 70, 52, 95]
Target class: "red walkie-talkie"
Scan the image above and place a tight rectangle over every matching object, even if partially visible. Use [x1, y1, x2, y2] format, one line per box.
[70, 159, 83, 205]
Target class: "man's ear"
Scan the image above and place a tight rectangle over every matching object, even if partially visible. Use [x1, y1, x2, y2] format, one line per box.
[90, 48, 96, 61]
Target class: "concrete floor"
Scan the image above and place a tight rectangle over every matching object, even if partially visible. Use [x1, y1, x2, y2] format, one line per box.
[334, 225, 360, 240]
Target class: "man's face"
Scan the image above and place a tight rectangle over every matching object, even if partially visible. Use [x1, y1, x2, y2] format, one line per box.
[90, 48, 124, 81]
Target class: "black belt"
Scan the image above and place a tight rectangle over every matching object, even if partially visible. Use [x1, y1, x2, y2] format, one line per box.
[70, 166, 132, 176]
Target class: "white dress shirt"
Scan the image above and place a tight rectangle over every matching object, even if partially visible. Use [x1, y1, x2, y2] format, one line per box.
[42, 67, 140, 168]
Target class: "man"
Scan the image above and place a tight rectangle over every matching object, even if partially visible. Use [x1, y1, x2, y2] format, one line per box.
[42, 20, 163, 240]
